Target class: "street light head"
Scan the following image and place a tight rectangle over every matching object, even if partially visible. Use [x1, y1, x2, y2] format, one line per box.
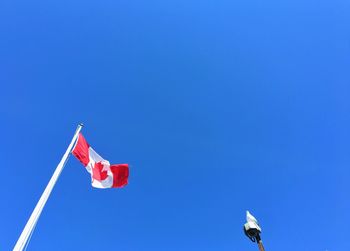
[243, 211, 261, 242]
[246, 211, 259, 224]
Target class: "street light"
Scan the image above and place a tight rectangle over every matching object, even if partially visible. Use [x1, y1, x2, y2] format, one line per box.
[243, 211, 265, 251]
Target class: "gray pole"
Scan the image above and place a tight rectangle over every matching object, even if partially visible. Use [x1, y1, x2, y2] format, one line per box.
[258, 240, 265, 251]
[255, 234, 265, 251]
[13, 124, 83, 251]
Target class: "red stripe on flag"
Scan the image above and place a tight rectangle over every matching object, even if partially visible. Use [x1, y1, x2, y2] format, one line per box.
[72, 133, 90, 166]
[110, 164, 129, 188]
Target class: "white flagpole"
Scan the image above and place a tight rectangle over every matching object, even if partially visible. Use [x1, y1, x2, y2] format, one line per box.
[13, 124, 83, 251]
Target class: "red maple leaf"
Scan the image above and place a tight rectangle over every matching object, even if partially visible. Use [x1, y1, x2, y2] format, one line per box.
[92, 162, 109, 181]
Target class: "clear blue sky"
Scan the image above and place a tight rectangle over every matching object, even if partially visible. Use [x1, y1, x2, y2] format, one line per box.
[1, 0, 349, 250]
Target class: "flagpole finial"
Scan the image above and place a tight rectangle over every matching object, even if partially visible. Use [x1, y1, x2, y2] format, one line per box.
[79, 123, 84, 127]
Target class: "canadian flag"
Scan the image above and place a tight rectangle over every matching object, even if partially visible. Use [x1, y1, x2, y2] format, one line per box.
[72, 133, 129, 188]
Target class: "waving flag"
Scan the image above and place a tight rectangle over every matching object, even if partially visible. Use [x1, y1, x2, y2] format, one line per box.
[72, 133, 129, 188]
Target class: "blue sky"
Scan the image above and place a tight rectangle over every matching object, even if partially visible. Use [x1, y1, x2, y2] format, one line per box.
[1, 0, 349, 250]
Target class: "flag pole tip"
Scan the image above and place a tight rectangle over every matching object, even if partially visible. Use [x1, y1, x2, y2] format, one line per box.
[79, 123, 84, 127]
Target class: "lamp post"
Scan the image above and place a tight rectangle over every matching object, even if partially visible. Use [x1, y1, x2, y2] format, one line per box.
[243, 211, 265, 251]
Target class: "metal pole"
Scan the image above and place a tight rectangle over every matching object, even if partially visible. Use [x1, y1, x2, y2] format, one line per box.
[258, 240, 265, 251]
[255, 234, 265, 251]
[13, 124, 83, 251]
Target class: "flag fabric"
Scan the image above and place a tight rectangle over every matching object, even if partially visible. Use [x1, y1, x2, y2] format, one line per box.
[72, 133, 129, 189]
